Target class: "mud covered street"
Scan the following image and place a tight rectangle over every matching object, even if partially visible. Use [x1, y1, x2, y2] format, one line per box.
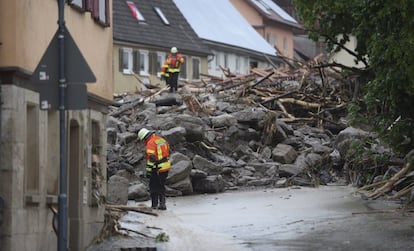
[130, 185, 414, 251]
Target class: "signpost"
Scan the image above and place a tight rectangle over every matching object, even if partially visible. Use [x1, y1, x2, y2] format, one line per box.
[30, 1, 96, 250]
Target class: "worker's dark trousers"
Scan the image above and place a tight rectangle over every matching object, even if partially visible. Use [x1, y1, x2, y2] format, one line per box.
[167, 72, 179, 92]
[149, 171, 168, 209]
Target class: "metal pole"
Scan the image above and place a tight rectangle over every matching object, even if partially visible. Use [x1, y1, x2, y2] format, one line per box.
[57, 0, 67, 250]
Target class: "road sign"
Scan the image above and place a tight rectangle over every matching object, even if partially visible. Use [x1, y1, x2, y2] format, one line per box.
[31, 28, 96, 84]
[38, 83, 88, 110]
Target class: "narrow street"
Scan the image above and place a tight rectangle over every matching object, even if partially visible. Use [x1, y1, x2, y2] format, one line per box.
[131, 185, 414, 251]
[89, 185, 414, 251]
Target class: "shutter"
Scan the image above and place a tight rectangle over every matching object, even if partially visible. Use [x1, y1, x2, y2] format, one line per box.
[149, 52, 157, 75]
[133, 51, 140, 74]
[119, 48, 123, 72]
[93, 0, 99, 19]
[85, 0, 93, 11]
[105, 0, 110, 26]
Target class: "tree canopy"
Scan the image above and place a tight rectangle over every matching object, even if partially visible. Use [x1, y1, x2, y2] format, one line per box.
[294, 0, 414, 154]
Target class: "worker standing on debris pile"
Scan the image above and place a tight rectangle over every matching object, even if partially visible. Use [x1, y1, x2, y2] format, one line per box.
[160, 61, 170, 88]
[162, 46, 185, 93]
[138, 128, 171, 210]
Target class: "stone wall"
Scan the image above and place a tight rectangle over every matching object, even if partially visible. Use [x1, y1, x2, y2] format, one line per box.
[0, 77, 108, 251]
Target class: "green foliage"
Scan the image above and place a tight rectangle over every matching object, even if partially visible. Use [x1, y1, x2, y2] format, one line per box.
[155, 232, 169, 242]
[294, 0, 414, 154]
[344, 140, 391, 184]
[346, 103, 368, 127]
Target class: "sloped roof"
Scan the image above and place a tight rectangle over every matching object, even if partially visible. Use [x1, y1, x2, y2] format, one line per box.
[173, 0, 277, 56]
[113, 0, 211, 55]
[248, 0, 301, 29]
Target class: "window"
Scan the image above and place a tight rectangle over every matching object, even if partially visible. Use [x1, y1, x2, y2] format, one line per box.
[251, 0, 272, 14]
[119, 47, 133, 74]
[25, 103, 40, 194]
[154, 7, 170, 25]
[127, 1, 145, 22]
[156, 52, 166, 77]
[215, 52, 221, 69]
[139, 49, 149, 76]
[224, 54, 228, 68]
[70, 0, 83, 8]
[46, 111, 59, 196]
[236, 56, 240, 73]
[98, 0, 108, 24]
[90, 120, 104, 206]
[192, 57, 200, 80]
[70, 0, 110, 27]
[283, 37, 287, 51]
[180, 55, 187, 79]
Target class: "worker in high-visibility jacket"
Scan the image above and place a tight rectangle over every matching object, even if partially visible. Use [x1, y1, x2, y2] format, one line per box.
[164, 46, 185, 93]
[160, 62, 170, 87]
[138, 128, 171, 210]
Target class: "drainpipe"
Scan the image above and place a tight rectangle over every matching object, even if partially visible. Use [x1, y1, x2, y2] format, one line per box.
[57, 0, 68, 251]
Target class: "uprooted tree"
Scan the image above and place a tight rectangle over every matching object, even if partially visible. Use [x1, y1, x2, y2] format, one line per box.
[293, 0, 414, 155]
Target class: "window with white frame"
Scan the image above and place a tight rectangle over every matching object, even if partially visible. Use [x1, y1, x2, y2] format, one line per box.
[120, 47, 133, 74]
[156, 52, 166, 77]
[154, 7, 170, 25]
[235, 56, 240, 73]
[127, 1, 146, 23]
[224, 54, 228, 68]
[215, 52, 221, 69]
[180, 55, 187, 79]
[139, 49, 149, 76]
[99, 0, 107, 24]
[192, 57, 200, 80]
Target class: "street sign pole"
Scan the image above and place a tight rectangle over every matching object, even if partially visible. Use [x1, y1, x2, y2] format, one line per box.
[57, 0, 68, 250]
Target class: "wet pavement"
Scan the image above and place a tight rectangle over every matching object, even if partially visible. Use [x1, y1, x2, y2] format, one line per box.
[90, 185, 414, 251]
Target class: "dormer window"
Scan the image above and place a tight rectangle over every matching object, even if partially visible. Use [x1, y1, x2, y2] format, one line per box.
[154, 7, 170, 25]
[127, 1, 145, 23]
[251, 0, 272, 14]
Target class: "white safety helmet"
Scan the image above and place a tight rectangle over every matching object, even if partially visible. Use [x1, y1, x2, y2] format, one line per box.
[137, 128, 151, 141]
[170, 47, 178, 53]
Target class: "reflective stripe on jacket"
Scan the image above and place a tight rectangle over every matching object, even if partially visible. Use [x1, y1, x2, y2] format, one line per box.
[165, 53, 184, 73]
[144, 134, 171, 173]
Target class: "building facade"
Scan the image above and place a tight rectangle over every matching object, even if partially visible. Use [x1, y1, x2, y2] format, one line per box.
[113, 0, 211, 93]
[0, 1, 113, 250]
[230, 0, 301, 59]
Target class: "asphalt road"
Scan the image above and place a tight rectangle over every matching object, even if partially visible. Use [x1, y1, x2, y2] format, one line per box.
[97, 185, 414, 251]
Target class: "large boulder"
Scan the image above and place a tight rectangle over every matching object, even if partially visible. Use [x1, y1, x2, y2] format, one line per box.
[192, 155, 222, 175]
[107, 175, 129, 205]
[192, 175, 225, 193]
[166, 160, 193, 184]
[128, 183, 149, 201]
[272, 144, 298, 164]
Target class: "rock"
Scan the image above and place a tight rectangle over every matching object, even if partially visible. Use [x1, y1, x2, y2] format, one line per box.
[272, 144, 298, 164]
[166, 160, 193, 184]
[192, 155, 222, 175]
[168, 177, 193, 195]
[279, 164, 303, 177]
[334, 127, 371, 157]
[107, 127, 117, 145]
[128, 183, 149, 201]
[118, 132, 137, 145]
[161, 127, 186, 146]
[192, 175, 225, 193]
[210, 113, 237, 128]
[107, 175, 129, 205]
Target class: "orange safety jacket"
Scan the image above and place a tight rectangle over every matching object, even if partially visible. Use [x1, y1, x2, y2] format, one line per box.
[165, 53, 185, 73]
[144, 134, 171, 173]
